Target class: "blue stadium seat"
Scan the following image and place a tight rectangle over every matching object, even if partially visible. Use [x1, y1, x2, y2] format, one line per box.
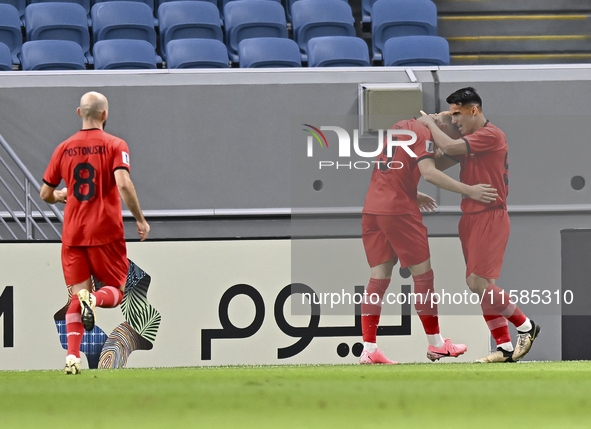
[0, 4, 21, 63]
[157, 0, 218, 20]
[166, 38, 229, 68]
[0, 42, 12, 70]
[158, 1, 223, 61]
[307, 36, 370, 67]
[372, 0, 438, 61]
[28, 0, 92, 26]
[238, 37, 300, 68]
[285, 0, 347, 23]
[0, 0, 25, 26]
[221, 0, 280, 18]
[25, 3, 90, 61]
[93, 39, 157, 69]
[383, 35, 450, 66]
[93, 0, 156, 21]
[224, 0, 288, 63]
[92, 2, 157, 51]
[21, 40, 86, 70]
[291, 0, 355, 61]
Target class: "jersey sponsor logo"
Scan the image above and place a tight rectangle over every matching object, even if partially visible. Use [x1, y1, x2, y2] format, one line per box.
[122, 151, 130, 166]
[63, 145, 105, 157]
[426, 140, 434, 154]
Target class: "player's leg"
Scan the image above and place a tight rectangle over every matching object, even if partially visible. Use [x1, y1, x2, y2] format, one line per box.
[88, 238, 128, 310]
[359, 214, 397, 364]
[465, 210, 540, 362]
[407, 259, 468, 361]
[380, 213, 467, 361]
[61, 244, 92, 374]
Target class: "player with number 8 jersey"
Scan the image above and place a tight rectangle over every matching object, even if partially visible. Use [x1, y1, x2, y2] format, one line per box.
[41, 91, 149, 375]
[43, 130, 130, 246]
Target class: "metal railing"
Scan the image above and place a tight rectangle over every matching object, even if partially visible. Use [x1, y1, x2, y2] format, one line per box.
[0, 132, 63, 240]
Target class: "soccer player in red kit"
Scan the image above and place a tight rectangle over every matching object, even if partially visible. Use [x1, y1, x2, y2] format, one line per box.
[418, 87, 540, 363]
[40, 91, 150, 374]
[360, 113, 499, 364]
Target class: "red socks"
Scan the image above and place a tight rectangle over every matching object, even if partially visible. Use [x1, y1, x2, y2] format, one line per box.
[482, 283, 527, 327]
[65, 295, 84, 358]
[483, 314, 511, 346]
[93, 286, 124, 308]
[361, 278, 390, 343]
[413, 269, 440, 335]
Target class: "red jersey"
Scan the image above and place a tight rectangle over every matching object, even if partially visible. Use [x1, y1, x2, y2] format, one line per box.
[363, 119, 435, 215]
[458, 121, 508, 214]
[43, 129, 130, 246]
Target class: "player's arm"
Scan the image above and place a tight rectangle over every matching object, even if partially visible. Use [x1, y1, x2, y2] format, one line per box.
[114, 169, 150, 241]
[40, 183, 67, 204]
[417, 158, 498, 203]
[434, 148, 460, 171]
[417, 115, 467, 156]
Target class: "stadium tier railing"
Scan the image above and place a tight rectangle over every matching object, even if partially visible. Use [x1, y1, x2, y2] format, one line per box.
[0, 132, 63, 240]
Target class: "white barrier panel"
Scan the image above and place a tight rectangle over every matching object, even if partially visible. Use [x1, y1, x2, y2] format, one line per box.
[0, 238, 488, 370]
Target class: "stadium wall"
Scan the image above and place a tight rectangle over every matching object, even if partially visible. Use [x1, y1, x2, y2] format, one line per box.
[1, 66, 591, 363]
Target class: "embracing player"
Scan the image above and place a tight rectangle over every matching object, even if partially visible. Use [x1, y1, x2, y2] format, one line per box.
[41, 91, 150, 374]
[418, 87, 540, 363]
[360, 113, 498, 364]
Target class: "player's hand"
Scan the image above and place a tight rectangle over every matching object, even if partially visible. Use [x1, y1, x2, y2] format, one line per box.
[54, 188, 67, 203]
[417, 192, 438, 213]
[434, 147, 445, 159]
[137, 220, 150, 241]
[417, 111, 436, 127]
[467, 184, 498, 203]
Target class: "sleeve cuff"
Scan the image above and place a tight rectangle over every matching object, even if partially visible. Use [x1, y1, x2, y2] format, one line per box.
[42, 179, 58, 188]
[417, 155, 435, 163]
[114, 166, 130, 173]
[462, 138, 471, 155]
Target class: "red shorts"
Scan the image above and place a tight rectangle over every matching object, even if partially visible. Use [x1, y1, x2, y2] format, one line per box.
[61, 238, 129, 287]
[458, 208, 510, 280]
[362, 213, 430, 268]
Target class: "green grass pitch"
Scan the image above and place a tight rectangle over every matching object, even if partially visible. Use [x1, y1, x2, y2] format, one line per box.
[1, 362, 591, 428]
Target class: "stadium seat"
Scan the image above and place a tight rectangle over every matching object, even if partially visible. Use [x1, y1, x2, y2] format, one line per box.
[291, 0, 355, 61]
[157, 0, 218, 20]
[218, 0, 285, 20]
[28, 0, 92, 26]
[372, 0, 438, 62]
[93, 39, 157, 69]
[25, 3, 91, 61]
[0, 42, 12, 71]
[307, 36, 370, 67]
[92, 1, 157, 51]
[0, 0, 26, 26]
[166, 38, 229, 68]
[383, 35, 450, 66]
[0, 4, 21, 64]
[21, 40, 86, 70]
[285, 0, 347, 23]
[158, 1, 223, 61]
[224, 0, 288, 63]
[238, 37, 300, 68]
[93, 0, 156, 21]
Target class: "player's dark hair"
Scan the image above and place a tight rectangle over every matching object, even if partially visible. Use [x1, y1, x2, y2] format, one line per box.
[446, 87, 482, 109]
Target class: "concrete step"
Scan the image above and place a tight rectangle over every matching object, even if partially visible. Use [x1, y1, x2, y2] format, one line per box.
[448, 35, 591, 54]
[434, 0, 591, 14]
[450, 52, 591, 65]
[438, 14, 591, 38]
